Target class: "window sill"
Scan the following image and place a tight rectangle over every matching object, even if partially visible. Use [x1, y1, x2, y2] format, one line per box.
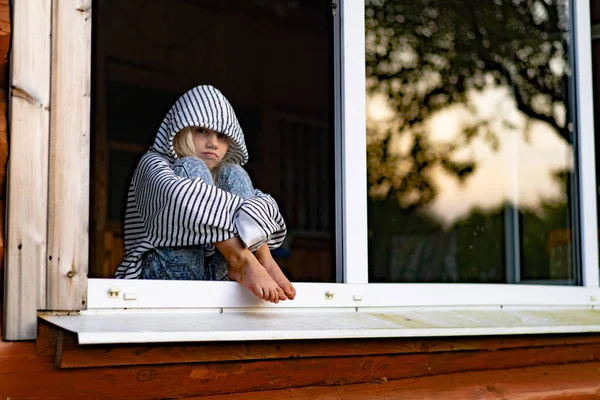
[88, 279, 598, 309]
[40, 306, 600, 345]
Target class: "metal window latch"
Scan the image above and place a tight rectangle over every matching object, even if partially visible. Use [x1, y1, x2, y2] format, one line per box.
[108, 286, 121, 298]
[325, 290, 335, 300]
[332, 0, 337, 17]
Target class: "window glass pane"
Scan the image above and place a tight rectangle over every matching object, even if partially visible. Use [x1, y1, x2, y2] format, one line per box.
[90, 0, 336, 282]
[366, 0, 580, 284]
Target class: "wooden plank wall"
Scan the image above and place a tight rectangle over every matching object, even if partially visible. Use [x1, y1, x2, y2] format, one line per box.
[4, 322, 600, 399]
[4, 0, 91, 337]
[198, 363, 600, 399]
[3, 0, 50, 340]
[0, 0, 8, 293]
[46, 0, 91, 310]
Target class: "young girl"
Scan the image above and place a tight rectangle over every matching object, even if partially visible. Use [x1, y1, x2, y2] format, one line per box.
[115, 85, 296, 303]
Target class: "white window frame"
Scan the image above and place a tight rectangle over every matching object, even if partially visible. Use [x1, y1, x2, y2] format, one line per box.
[86, 0, 600, 313]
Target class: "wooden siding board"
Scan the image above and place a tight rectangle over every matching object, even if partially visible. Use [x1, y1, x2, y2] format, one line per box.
[4, 0, 50, 340]
[5, 333, 600, 398]
[6, 331, 600, 399]
[35, 319, 59, 357]
[56, 331, 600, 369]
[195, 362, 600, 400]
[3, 346, 600, 399]
[47, 0, 91, 310]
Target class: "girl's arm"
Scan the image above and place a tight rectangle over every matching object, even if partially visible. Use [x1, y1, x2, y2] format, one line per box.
[133, 153, 284, 248]
[239, 189, 287, 250]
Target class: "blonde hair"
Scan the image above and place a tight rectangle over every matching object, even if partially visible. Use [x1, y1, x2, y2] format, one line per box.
[173, 126, 198, 159]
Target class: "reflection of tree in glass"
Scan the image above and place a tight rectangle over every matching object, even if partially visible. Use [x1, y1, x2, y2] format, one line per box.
[368, 169, 574, 282]
[451, 170, 574, 282]
[366, 0, 570, 208]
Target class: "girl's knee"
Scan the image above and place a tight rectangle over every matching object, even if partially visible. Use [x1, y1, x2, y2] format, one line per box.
[216, 163, 246, 178]
[173, 156, 213, 183]
[215, 164, 254, 197]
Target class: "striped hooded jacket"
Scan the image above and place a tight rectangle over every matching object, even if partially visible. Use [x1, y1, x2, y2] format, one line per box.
[115, 85, 286, 279]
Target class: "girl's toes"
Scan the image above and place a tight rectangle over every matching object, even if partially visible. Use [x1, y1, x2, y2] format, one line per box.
[277, 287, 287, 301]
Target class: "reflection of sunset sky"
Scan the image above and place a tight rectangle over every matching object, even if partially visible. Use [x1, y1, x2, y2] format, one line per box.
[367, 85, 573, 224]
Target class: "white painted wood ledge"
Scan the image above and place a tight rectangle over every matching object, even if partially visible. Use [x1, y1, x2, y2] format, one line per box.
[41, 306, 600, 345]
[43, 279, 600, 345]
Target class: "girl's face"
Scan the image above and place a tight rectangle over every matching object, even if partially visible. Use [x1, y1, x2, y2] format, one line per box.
[192, 127, 230, 169]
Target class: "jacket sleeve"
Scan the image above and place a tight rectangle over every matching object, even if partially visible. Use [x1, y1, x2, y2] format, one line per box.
[133, 153, 245, 247]
[234, 189, 287, 251]
[134, 153, 286, 250]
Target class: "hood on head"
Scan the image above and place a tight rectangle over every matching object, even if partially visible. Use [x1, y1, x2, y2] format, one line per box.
[152, 85, 249, 165]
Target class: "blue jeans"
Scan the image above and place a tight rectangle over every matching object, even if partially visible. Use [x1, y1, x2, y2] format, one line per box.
[140, 157, 254, 280]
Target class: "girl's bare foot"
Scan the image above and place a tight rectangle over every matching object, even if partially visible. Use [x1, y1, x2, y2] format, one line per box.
[215, 237, 286, 303]
[256, 247, 296, 300]
[227, 252, 286, 303]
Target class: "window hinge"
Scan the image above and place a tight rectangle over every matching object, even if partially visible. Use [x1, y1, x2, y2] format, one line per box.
[332, 0, 337, 17]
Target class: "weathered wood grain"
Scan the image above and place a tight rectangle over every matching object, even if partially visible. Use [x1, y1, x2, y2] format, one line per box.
[196, 362, 600, 400]
[6, 327, 600, 399]
[47, 0, 92, 310]
[56, 331, 600, 369]
[35, 319, 59, 357]
[4, 0, 51, 340]
[5, 334, 600, 399]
